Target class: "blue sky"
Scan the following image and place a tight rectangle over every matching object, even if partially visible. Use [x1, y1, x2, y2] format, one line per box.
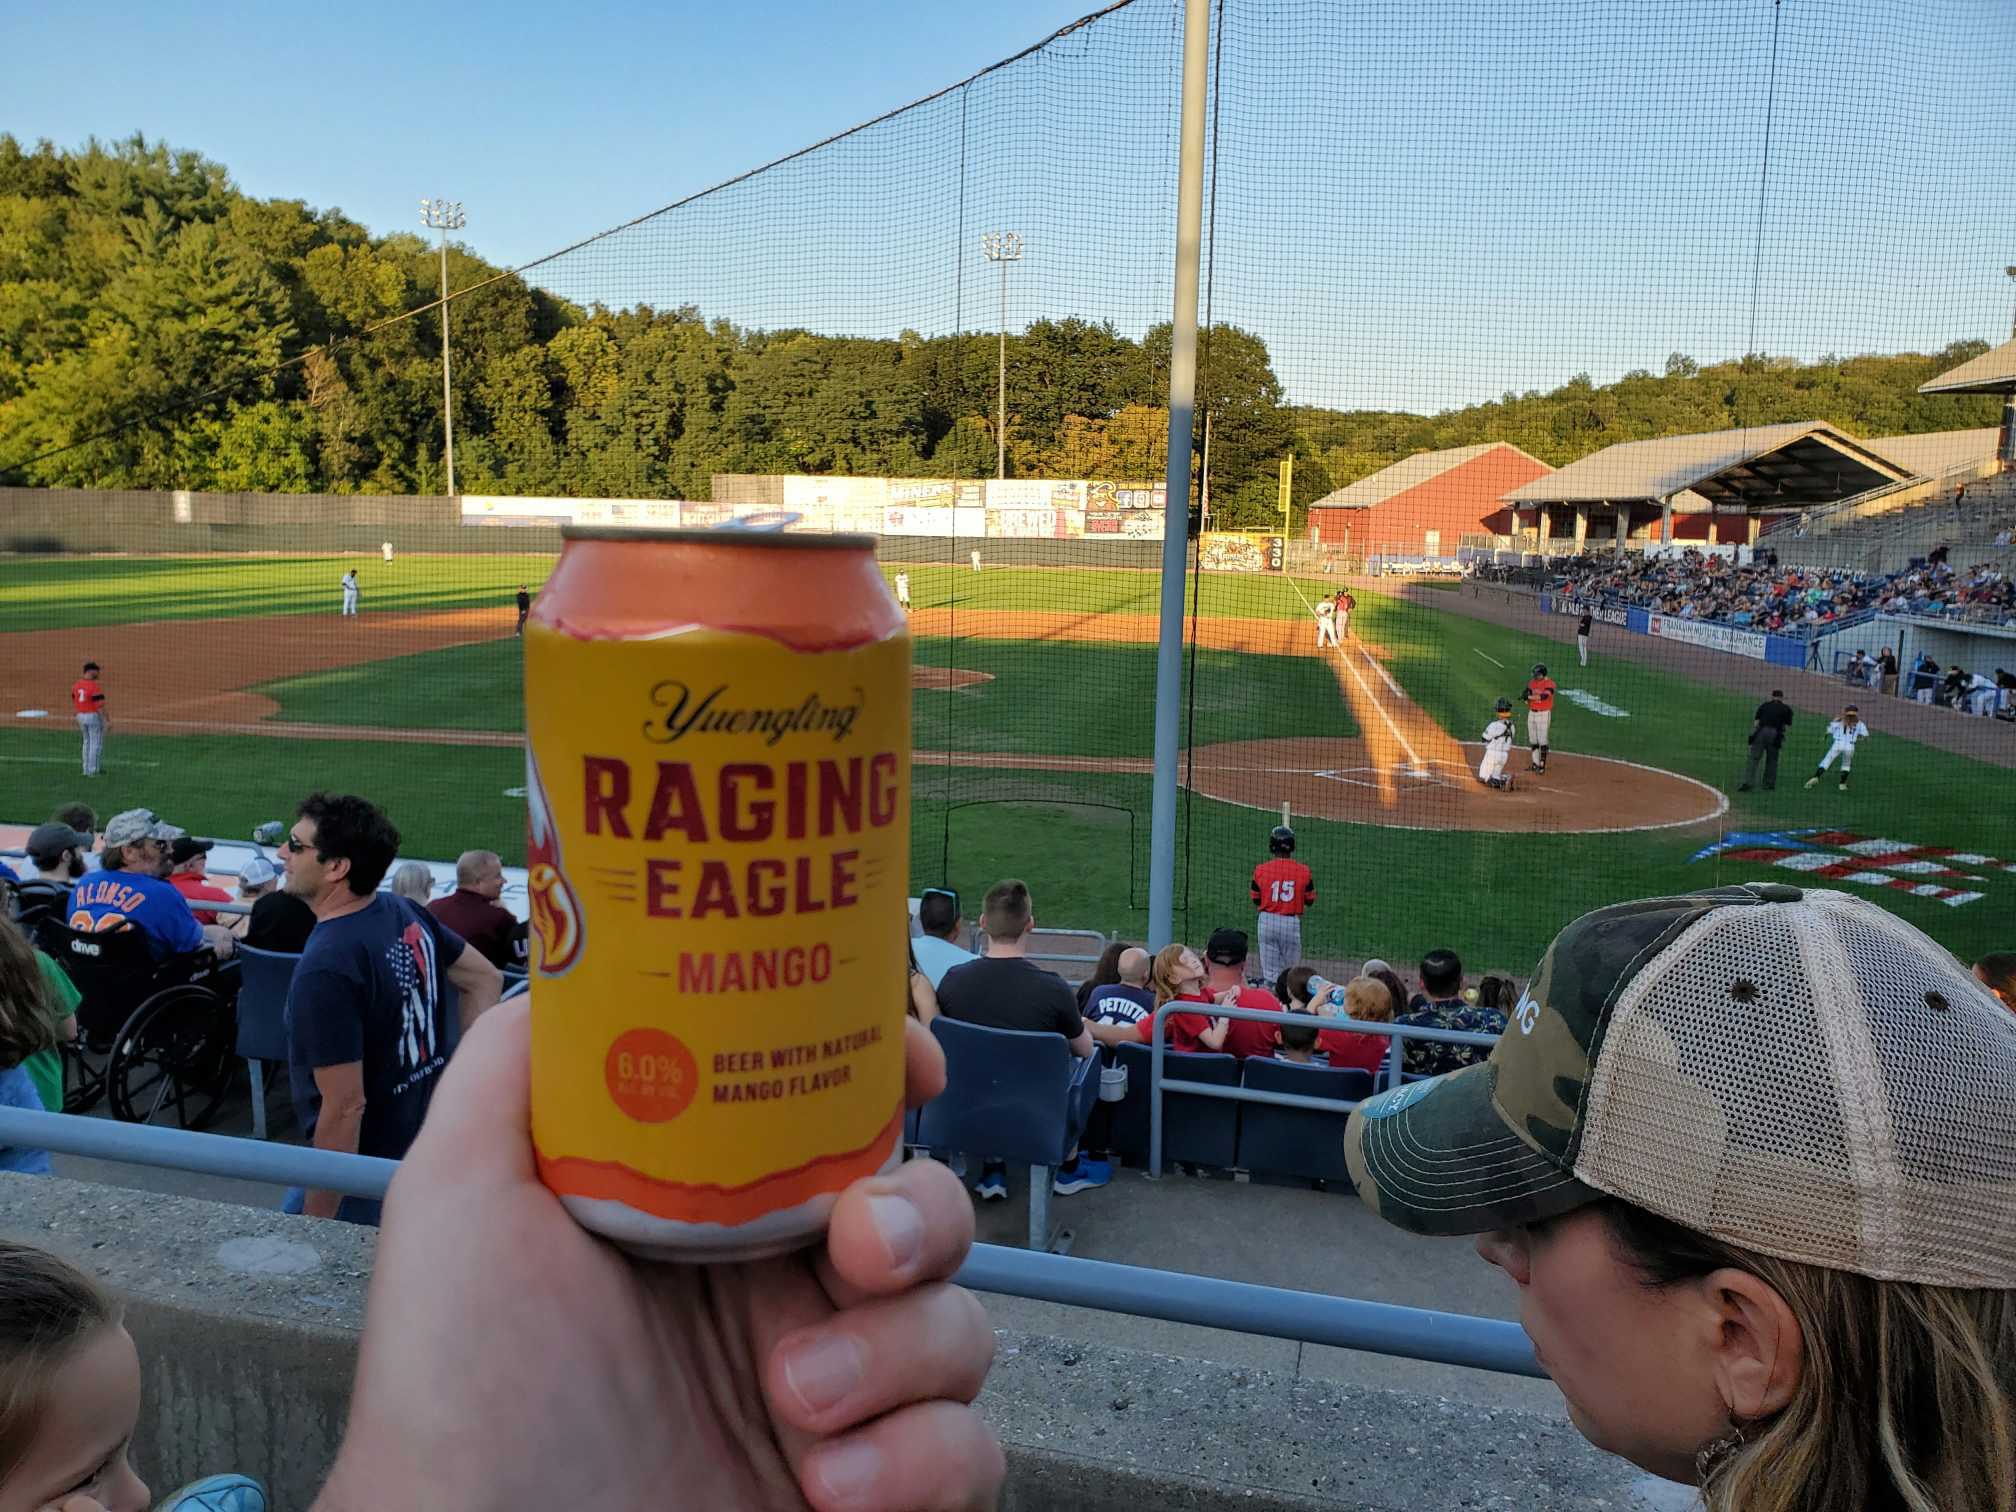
[7, 0, 2015, 415]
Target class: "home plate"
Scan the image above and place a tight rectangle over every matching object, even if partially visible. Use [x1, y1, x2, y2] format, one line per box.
[1399, 765, 1433, 778]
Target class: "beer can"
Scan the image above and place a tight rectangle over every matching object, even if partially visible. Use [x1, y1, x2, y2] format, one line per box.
[523, 525, 910, 1260]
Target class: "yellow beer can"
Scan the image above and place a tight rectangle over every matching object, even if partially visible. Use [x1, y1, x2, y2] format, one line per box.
[524, 525, 909, 1259]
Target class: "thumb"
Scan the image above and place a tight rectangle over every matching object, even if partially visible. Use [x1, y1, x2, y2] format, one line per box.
[47, 1497, 111, 1512]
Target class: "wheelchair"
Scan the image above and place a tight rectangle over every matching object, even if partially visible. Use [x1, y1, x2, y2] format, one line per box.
[40, 921, 239, 1130]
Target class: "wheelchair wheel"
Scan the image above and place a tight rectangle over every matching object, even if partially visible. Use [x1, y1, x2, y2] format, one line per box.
[61, 1040, 110, 1115]
[107, 986, 234, 1130]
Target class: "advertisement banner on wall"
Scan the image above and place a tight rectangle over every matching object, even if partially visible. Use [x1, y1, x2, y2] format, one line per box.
[1050, 481, 1087, 510]
[1084, 512, 1122, 535]
[1537, 594, 1629, 627]
[953, 506, 987, 538]
[884, 506, 955, 536]
[890, 480, 955, 507]
[1087, 480, 1164, 512]
[1118, 512, 1166, 540]
[676, 502, 742, 529]
[988, 508, 1056, 539]
[832, 503, 888, 534]
[1199, 532, 1283, 572]
[1054, 508, 1085, 538]
[1648, 614, 1768, 660]
[985, 479, 1050, 509]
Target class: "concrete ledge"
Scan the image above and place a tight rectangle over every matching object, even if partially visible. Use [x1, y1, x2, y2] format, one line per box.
[0, 1175, 1681, 1510]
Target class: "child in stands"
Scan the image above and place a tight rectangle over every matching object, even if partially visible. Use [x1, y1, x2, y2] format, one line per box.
[0, 1240, 268, 1510]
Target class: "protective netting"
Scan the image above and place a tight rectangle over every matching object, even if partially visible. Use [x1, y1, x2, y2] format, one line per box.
[2, 0, 2013, 985]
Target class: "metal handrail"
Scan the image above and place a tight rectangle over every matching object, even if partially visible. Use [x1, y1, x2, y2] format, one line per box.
[0, 1107, 1543, 1379]
[1146, 1003, 1500, 1176]
[1758, 454, 1998, 539]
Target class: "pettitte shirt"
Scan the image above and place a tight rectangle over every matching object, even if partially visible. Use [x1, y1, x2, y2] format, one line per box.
[1251, 858, 1315, 916]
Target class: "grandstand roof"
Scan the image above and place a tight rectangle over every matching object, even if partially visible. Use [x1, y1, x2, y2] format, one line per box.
[1307, 442, 1548, 511]
[1918, 337, 2016, 395]
[1863, 428, 2001, 477]
[1501, 422, 1909, 511]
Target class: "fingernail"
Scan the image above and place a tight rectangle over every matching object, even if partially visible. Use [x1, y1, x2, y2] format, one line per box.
[811, 1441, 884, 1504]
[782, 1333, 865, 1415]
[867, 1192, 923, 1271]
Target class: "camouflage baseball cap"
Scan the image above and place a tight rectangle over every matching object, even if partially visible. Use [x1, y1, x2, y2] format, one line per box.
[1345, 884, 2016, 1287]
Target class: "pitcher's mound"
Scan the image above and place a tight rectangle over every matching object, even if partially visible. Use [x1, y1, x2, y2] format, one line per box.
[914, 666, 993, 692]
[1183, 737, 1725, 834]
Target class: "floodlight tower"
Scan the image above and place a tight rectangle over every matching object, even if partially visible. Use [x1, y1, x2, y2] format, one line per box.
[981, 231, 1024, 480]
[420, 197, 468, 496]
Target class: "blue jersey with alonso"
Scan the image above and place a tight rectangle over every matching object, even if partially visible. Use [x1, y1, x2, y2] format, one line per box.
[66, 870, 205, 960]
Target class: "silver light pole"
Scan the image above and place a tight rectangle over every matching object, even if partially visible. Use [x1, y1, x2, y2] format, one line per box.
[1147, 0, 1209, 951]
[420, 198, 467, 497]
[981, 231, 1023, 479]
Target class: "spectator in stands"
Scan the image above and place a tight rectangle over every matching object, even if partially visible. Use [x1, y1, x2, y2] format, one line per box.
[910, 887, 975, 989]
[905, 941, 938, 1023]
[1, 913, 74, 1116]
[236, 856, 315, 954]
[1082, 946, 1155, 1045]
[1845, 648, 1872, 687]
[1149, 943, 1230, 1053]
[1974, 952, 2016, 1015]
[1394, 947, 1503, 1077]
[66, 810, 236, 962]
[389, 861, 434, 906]
[281, 793, 502, 1224]
[14, 822, 90, 931]
[428, 850, 518, 969]
[1346, 886, 2016, 1512]
[50, 803, 100, 872]
[0, 920, 60, 1174]
[1270, 1010, 1323, 1064]
[1908, 653, 1939, 701]
[1073, 938, 1132, 1014]
[935, 879, 1102, 1199]
[166, 836, 231, 926]
[1279, 967, 1388, 1074]
[1203, 928, 1294, 1059]
[1359, 958, 1410, 1020]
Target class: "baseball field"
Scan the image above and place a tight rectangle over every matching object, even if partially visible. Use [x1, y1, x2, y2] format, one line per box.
[4, 549, 2012, 971]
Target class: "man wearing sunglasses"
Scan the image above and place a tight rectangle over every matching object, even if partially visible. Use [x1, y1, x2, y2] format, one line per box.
[910, 887, 975, 989]
[64, 809, 237, 963]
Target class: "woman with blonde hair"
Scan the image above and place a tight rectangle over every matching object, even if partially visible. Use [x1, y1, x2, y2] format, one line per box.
[1149, 943, 1229, 1052]
[1346, 886, 2016, 1512]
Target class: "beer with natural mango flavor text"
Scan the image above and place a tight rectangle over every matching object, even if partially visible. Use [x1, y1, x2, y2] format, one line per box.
[524, 524, 910, 1260]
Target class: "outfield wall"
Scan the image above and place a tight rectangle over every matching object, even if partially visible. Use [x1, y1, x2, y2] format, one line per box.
[0, 487, 538, 555]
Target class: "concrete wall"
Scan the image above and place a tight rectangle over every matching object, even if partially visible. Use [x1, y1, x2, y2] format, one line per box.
[0, 1174, 1666, 1511]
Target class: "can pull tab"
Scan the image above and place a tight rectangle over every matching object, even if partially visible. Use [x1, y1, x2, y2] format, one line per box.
[715, 511, 801, 534]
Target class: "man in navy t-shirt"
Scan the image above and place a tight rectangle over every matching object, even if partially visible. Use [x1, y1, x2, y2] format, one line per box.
[281, 793, 502, 1224]
[1082, 946, 1156, 1046]
[66, 808, 237, 963]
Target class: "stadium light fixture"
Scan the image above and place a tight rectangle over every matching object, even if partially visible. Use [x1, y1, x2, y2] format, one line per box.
[420, 198, 469, 497]
[981, 231, 1024, 480]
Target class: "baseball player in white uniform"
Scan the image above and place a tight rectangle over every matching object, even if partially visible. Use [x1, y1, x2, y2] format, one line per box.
[1314, 594, 1339, 647]
[382, 541, 395, 563]
[341, 569, 359, 616]
[969, 549, 983, 573]
[894, 570, 911, 609]
[1804, 704, 1869, 791]
[1478, 698, 1516, 790]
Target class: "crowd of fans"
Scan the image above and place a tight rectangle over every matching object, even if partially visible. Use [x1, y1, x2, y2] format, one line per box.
[1550, 547, 2016, 632]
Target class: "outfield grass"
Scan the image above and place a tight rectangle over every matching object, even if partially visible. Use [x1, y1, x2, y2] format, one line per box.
[0, 554, 554, 631]
[256, 635, 1359, 755]
[0, 554, 1342, 632]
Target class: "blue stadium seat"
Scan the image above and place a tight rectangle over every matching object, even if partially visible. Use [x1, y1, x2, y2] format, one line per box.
[234, 944, 300, 1141]
[916, 1018, 1100, 1251]
[1108, 1042, 1239, 1172]
[1235, 1058, 1374, 1186]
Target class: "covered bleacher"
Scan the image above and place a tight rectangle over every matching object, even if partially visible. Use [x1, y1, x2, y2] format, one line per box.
[1502, 421, 1914, 551]
[1919, 335, 2016, 466]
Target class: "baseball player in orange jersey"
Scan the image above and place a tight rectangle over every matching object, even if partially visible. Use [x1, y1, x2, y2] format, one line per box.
[1250, 825, 1315, 982]
[1519, 662, 1557, 773]
[71, 660, 107, 776]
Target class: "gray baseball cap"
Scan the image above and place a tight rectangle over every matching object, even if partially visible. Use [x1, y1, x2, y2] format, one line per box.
[26, 822, 88, 864]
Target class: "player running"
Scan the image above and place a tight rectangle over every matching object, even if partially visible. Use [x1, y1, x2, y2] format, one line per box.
[1804, 704, 1870, 791]
[1478, 698, 1516, 790]
[1518, 662, 1557, 773]
[1250, 826, 1315, 982]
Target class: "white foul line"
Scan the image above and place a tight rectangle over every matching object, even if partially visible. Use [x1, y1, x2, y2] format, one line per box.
[1472, 648, 1504, 668]
[1335, 640, 1422, 769]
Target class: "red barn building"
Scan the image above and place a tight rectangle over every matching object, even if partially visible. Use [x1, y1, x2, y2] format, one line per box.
[1304, 443, 1553, 559]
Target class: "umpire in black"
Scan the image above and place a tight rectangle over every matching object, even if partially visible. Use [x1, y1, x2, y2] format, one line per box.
[1738, 690, 1795, 791]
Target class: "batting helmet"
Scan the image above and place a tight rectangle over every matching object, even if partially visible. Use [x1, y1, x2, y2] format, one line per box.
[1268, 825, 1296, 856]
[1495, 697, 1513, 712]
[1531, 662, 1548, 678]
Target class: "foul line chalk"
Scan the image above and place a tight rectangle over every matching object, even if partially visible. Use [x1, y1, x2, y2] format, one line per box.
[1471, 648, 1504, 668]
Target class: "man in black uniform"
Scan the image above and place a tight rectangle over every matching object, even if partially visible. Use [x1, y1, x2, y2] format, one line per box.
[515, 585, 532, 635]
[1738, 689, 1795, 792]
[1576, 609, 1593, 668]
